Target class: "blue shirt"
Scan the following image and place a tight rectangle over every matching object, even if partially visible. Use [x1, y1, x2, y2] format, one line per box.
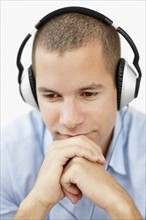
[1, 107, 145, 219]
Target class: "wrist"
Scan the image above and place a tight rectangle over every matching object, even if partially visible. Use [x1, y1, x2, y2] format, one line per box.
[15, 190, 54, 219]
[106, 193, 143, 220]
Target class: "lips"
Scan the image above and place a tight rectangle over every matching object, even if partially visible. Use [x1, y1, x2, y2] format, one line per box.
[56, 132, 89, 139]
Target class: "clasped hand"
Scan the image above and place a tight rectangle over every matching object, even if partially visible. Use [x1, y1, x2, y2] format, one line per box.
[32, 135, 134, 217]
[14, 135, 143, 220]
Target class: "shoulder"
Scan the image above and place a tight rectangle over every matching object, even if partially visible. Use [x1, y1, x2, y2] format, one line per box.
[120, 107, 145, 139]
[1, 109, 47, 172]
[119, 107, 145, 170]
[120, 108, 145, 216]
[115, 107, 145, 169]
[1, 110, 47, 211]
[1, 110, 47, 163]
[1, 110, 45, 148]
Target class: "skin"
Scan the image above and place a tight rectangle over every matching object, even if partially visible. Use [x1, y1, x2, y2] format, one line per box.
[14, 41, 143, 219]
[36, 41, 117, 154]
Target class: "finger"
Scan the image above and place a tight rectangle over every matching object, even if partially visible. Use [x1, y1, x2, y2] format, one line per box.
[78, 136, 106, 164]
[62, 182, 80, 195]
[60, 165, 82, 204]
[53, 138, 106, 165]
[62, 145, 100, 163]
[47, 135, 106, 170]
[63, 188, 83, 204]
[51, 135, 105, 157]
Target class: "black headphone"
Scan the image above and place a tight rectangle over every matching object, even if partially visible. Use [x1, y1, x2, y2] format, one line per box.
[16, 6, 142, 110]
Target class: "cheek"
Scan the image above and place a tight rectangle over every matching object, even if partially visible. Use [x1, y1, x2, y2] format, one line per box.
[38, 101, 59, 130]
[90, 90, 117, 147]
[90, 88, 117, 130]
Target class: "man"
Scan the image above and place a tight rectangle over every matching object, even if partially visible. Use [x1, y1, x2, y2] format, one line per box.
[1, 7, 145, 219]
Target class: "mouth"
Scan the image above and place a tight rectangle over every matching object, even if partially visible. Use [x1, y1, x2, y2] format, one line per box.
[55, 131, 93, 140]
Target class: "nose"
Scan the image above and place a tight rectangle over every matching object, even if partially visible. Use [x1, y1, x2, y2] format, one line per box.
[59, 99, 84, 129]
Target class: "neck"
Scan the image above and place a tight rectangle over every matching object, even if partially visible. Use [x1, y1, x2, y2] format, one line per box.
[102, 130, 114, 157]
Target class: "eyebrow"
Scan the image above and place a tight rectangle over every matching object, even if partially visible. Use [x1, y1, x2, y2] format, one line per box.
[38, 87, 60, 94]
[79, 83, 104, 91]
[38, 83, 104, 94]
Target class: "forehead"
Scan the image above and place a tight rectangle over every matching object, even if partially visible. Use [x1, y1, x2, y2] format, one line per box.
[34, 42, 113, 91]
[35, 46, 116, 97]
[35, 41, 107, 72]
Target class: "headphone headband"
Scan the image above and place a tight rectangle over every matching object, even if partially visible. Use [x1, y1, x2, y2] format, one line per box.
[16, 6, 142, 109]
[35, 6, 113, 29]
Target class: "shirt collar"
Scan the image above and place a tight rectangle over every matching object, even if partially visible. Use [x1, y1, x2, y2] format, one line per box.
[43, 127, 53, 156]
[105, 108, 128, 175]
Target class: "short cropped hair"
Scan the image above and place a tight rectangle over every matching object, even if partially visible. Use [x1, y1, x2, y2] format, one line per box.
[32, 12, 121, 78]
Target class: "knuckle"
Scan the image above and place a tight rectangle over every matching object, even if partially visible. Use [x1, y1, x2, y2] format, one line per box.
[97, 147, 103, 154]
[48, 141, 60, 151]
[71, 157, 84, 171]
[47, 143, 62, 158]
[73, 135, 86, 142]
[78, 135, 87, 141]
[72, 156, 83, 163]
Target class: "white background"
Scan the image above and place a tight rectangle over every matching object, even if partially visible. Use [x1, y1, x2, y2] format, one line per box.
[1, 0, 145, 128]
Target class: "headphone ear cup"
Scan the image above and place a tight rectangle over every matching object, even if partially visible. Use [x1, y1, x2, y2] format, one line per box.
[116, 58, 137, 110]
[116, 58, 125, 110]
[19, 66, 38, 108]
[28, 66, 38, 103]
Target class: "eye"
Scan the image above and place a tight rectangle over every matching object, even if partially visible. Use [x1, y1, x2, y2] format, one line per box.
[83, 92, 96, 97]
[42, 92, 61, 101]
[81, 91, 98, 98]
[80, 91, 98, 100]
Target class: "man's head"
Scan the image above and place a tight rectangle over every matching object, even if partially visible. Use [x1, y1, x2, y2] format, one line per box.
[32, 12, 120, 154]
[32, 12, 120, 78]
